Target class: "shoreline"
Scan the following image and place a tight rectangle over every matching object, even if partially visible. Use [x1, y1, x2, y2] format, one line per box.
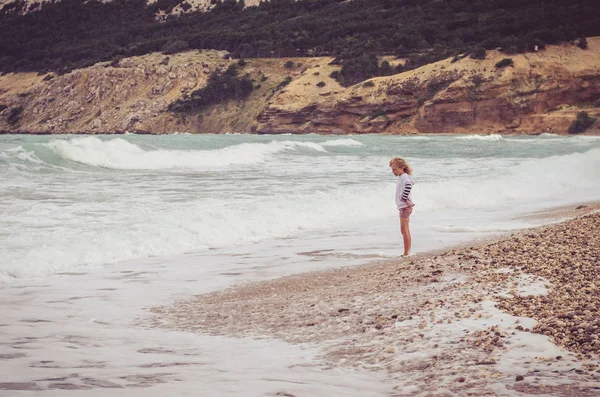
[2, 130, 600, 136]
[148, 203, 600, 396]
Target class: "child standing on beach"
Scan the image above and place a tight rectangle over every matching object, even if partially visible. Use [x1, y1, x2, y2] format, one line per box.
[389, 157, 414, 257]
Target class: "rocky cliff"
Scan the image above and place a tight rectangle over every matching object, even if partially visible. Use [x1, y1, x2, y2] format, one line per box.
[255, 37, 600, 135]
[1, 39, 599, 135]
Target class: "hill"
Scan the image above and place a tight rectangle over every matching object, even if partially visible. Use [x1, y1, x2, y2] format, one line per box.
[1, 0, 599, 75]
[1, 39, 599, 135]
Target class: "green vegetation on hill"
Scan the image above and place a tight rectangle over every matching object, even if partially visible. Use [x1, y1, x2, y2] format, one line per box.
[168, 64, 254, 112]
[1, 0, 599, 80]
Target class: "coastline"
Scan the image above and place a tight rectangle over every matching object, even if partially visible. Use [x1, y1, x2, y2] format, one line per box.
[148, 203, 600, 396]
[2, 130, 600, 136]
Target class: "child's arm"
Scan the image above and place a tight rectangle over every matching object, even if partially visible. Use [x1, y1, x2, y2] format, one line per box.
[400, 179, 412, 202]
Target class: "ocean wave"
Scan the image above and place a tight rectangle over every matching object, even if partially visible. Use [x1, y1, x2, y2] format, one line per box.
[1, 145, 44, 163]
[0, 182, 391, 279]
[418, 148, 600, 210]
[572, 135, 600, 140]
[45, 137, 328, 170]
[538, 133, 560, 138]
[3, 134, 600, 280]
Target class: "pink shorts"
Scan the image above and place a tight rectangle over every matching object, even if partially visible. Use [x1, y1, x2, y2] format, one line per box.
[399, 206, 413, 218]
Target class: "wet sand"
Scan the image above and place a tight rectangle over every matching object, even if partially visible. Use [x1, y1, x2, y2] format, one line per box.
[148, 204, 600, 396]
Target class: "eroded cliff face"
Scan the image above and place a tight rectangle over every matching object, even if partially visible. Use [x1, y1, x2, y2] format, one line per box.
[255, 38, 600, 135]
[0, 51, 233, 134]
[0, 52, 329, 134]
[1, 39, 599, 135]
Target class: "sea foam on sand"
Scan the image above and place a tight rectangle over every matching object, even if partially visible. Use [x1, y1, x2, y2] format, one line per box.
[2, 206, 600, 396]
[148, 207, 600, 396]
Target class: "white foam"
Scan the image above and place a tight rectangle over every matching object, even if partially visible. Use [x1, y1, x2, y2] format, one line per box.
[46, 137, 328, 170]
[456, 134, 504, 141]
[496, 271, 550, 298]
[432, 224, 525, 233]
[417, 148, 600, 210]
[0, 183, 394, 280]
[393, 298, 581, 394]
[1, 145, 43, 163]
[321, 138, 363, 147]
[405, 135, 432, 140]
[0, 247, 392, 397]
[572, 135, 600, 140]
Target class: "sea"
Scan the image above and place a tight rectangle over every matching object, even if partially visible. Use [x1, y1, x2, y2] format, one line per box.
[1, 133, 599, 396]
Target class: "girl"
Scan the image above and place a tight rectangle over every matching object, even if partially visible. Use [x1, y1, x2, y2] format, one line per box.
[389, 157, 414, 257]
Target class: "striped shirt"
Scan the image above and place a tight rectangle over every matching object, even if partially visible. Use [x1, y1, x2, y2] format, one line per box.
[395, 173, 414, 210]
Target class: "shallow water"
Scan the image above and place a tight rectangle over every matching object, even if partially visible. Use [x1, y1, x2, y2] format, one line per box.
[1, 133, 600, 395]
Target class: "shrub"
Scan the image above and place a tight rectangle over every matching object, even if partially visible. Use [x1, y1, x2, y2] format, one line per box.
[6, 106, 23, 125]
[470, 47, 487, 60]
[237, 58, 247, 66]
[162, 40, 189, 55]
[109, 58, 121, 68]
[333, 53, 380, 87]
[275, 76, 292, 90]
[284, 60, 295, 69]
[168, 65, 253, 113]
[379, 60, 392, 76]
[470, 74, 486, 87]
[316, 81, 325, 87]
[576, 37, 588, 50]
[568, 111, 596, 134]
[495, 58, 514, 68]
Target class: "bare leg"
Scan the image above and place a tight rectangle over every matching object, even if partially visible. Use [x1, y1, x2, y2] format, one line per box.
[400, 217, 411, 256]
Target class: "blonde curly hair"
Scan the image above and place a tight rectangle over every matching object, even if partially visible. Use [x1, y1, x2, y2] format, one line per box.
[389, 157, 412, 175]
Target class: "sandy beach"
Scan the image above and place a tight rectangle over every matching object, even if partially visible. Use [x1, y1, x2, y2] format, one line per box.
[148, 204, 600, 396]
